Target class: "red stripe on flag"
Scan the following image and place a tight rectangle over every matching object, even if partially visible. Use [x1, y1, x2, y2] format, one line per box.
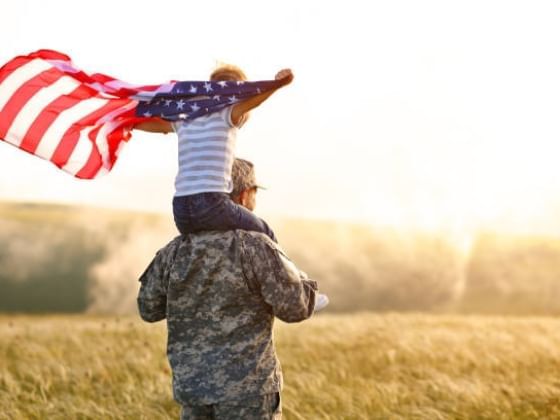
[74, 125, 104, 179]
[0, 67, 64, 138]
[75, 111, 140, 179]
[19, 84, 98, 153]
[106, 123, 132, 168]
[90, 73, 116, 84]
[0, 49, 174, 179]
[50, 98, 133, 167]
[0, 56, 33, 85]
[29, 50, 72, 62]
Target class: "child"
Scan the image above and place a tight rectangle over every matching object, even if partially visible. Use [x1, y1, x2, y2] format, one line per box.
[134, 65, 293, 241]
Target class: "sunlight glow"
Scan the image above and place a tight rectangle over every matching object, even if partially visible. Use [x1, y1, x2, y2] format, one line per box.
[2, 0, 560, 235]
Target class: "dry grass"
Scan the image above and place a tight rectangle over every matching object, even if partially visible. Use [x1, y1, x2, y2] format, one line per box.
[2, 313, 560, 419]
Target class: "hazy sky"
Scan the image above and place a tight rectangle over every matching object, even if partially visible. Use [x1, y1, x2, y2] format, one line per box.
[2, 0, 560, 234]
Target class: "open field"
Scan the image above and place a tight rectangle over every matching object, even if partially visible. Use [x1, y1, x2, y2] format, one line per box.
[2, 313, 560, 419]
[3, 201, 560, 418]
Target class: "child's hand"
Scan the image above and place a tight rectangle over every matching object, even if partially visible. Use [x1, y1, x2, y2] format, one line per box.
[275, 68, 294, 86]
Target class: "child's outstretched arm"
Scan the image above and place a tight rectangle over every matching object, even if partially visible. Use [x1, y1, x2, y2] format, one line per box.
[134, 118, 173, 134]
[231, 69, 293, 126]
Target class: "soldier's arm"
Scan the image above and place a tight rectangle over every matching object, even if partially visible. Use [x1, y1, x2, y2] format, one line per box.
[243, 234, 317, 323]
[137, 246, 172, 322]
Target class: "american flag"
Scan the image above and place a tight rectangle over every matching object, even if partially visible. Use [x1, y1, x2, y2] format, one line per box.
[135, 78, 281, 121]
[0, 50, 280, 179]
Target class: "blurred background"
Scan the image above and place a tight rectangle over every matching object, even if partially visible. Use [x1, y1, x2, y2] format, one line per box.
[2, 201, 560, 315]
[2, 0, 560, 315]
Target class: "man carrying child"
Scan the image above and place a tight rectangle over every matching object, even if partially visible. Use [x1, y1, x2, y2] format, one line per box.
[137, 158, 326, 420]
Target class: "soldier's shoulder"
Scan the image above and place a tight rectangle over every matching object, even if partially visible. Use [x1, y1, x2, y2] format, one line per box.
[164, 231, 278, 255]
[173, 231, 243, 256]
[158, 234, 184, 255]
[189, 230, 238, 246]
[236, 230, 287, 256]
[237, 230, 274, 245]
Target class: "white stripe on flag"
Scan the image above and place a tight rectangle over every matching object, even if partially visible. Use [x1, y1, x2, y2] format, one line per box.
[4, 76, 80, 147]
[94, 101, 136, 168]
[95, 167, 110, 177]
[35, 97, 109, 159]
[61, 126, 95, 175]
[0, 59, 53, 111]
[94, 123, 111, 170]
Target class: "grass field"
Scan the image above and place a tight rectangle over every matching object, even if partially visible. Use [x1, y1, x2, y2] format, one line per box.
[2, 313, 560, 419]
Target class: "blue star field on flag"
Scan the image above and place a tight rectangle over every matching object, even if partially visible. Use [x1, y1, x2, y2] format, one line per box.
[135, 79, 282, 121]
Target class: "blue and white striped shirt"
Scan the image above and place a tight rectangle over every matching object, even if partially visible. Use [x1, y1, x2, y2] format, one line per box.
[172, 107, 239, 197]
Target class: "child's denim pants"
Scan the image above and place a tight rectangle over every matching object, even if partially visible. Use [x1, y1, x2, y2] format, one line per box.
[173, 192, 277, 242]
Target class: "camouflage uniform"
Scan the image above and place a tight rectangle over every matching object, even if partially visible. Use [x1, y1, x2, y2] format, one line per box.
[180, 393, 281, 420]
[137, 229, 317, 419]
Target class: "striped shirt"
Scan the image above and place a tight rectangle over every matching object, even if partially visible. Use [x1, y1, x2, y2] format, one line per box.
[172, 107, 239, 197]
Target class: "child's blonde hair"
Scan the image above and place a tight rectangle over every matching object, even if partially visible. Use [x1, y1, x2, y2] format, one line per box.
[210, 63, 247, 82]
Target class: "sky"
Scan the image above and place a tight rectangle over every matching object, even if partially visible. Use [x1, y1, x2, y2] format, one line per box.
[2, 0, 560, 235]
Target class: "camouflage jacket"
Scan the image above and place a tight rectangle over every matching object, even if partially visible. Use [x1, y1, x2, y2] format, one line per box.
[137, 230, 318, 405]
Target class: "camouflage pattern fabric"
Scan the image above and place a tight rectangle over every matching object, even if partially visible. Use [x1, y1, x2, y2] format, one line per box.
[180, 392, 281, 420]
[137, 230, 317, 406]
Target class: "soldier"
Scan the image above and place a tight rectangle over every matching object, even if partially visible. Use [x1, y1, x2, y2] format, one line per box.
[137, 158, 327, 420]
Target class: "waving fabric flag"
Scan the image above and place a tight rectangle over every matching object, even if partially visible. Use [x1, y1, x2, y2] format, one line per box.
[0, 50, 280, 179]
[134, 78, 281, 121]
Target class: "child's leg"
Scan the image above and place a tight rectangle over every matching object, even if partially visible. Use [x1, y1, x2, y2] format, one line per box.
[173, 193, 277, 242]
[216, 198, 277, 242]
[172, 195, 193, 235]
[173, 194, 221, 235]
